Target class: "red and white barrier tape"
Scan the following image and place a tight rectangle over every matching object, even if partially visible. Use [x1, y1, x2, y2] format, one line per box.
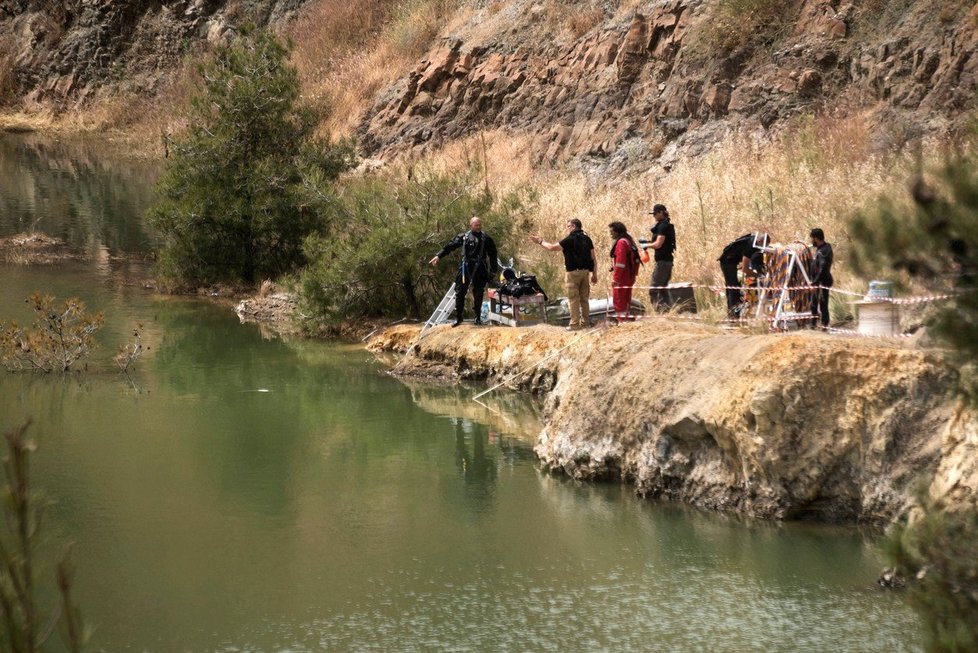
[607, 281, 955, 305]
[597, 280, 941, 339]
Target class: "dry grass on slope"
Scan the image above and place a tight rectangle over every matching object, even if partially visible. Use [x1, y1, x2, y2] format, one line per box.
[288, 0, 460, 140]
[414, 114, 947, 309]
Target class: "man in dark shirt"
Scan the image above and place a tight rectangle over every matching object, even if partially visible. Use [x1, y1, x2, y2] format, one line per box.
[530, 219, 597, 330]
[430, 216, 499, 327]
[718, 232, 766, 317]
[646, 204, 676, 310]
[809, 228, 834, 328]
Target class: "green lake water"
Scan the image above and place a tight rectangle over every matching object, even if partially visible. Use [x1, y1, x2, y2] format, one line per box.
[0, 134, 923, 651]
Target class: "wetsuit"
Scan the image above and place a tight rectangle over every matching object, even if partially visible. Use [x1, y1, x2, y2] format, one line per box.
[810, 241, 834, 327]
[435, 230, 498, 323]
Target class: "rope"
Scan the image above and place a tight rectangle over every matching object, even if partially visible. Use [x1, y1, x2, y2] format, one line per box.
[471, 328, 598, 401]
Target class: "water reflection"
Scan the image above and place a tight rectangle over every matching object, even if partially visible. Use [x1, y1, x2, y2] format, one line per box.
[0, 134, 159, 253]
[0, 135, 925, 652]
[452, 418, 497, 515]
[399, 377, 544, 443]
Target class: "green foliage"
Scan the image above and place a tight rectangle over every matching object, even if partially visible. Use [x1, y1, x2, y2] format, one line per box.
[854, 155, 978, 650]
[705, 0, 798, 55]
[0, 422, 86, 653]
[149, 28, 353, 287]
[886, 491, 978, 653]
[850, 154, 978, 403]
[0, 294, 104, 373]
[298, 167, 533, 324]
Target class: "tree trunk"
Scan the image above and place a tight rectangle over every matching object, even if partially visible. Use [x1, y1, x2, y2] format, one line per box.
[402, 275, 421, 320]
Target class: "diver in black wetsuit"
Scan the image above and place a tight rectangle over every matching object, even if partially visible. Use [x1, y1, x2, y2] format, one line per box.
[430, 216, 499, 327]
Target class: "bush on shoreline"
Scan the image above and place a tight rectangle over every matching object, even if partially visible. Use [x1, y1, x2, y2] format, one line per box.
[149, 28, 352, 289]
[851, 152, 978, 404]
[886, 492, 978, 653]
[298, 165, 533, 325]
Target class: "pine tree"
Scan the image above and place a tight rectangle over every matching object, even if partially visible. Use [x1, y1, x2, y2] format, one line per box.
[149, 28, 351, 288]
[851, 153, 978, 403]
[852, 153, 978, 652]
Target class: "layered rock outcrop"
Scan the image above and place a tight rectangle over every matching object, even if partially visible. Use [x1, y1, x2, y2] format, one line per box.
[0, 0, 308, 108]
[370, 320, 976, 523]
[3, 1, 976, 168]
[359, 0, 978, 165]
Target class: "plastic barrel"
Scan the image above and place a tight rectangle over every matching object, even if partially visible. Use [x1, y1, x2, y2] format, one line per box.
[857, 301, 899, 336]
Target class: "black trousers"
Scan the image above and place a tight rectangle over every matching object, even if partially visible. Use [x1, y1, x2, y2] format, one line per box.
[811, 285, 831, 327]
[720, 262, 741, 315]
[455, 267, 488, 322]
[649, 261, 673, 310]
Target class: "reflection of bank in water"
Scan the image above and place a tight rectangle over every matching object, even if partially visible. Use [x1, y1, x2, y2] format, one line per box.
[398, 378, 543, 443]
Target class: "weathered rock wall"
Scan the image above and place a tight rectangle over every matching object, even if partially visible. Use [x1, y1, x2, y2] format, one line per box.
[0, 0, 308, 108]
[370, 320, 976, 523]
[359, 0, 978, 166]
[3, 1, 976, 168]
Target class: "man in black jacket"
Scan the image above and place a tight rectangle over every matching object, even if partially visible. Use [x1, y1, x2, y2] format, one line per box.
[646, 204, 676, 310]
[718, 232, 766, 317]
[809, 228, 834, 327]
[430, 216, 499, 327]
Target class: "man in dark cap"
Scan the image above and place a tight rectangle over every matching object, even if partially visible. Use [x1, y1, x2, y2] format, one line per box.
[646, 203, 676, 310]
[809, 228, 833, 327]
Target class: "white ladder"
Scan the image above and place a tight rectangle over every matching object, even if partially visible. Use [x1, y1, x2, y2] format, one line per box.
[420, 283, 457, 338]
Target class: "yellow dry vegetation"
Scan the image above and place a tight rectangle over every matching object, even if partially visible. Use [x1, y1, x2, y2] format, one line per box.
[404, 112, 950, 304]
[3, 0, 970, 306]
[288, 0, 460, 141]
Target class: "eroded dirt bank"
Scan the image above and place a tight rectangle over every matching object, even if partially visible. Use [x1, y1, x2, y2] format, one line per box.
[370, 320, 977, 523]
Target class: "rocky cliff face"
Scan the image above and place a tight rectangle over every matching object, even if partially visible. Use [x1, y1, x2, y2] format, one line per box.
[3, 1, 975, 167]
[359, 0, 978, 166]
[0, 0, 308, 108]
[370, 321, 975, 523]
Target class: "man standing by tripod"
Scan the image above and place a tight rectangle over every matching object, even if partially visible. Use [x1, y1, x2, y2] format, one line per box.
[809, 228, 834, 328]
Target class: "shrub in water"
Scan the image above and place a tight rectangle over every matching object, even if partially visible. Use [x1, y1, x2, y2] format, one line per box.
[0, 293, 103, 373]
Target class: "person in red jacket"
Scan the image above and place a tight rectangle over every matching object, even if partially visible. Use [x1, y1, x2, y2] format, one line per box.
[608, 221, 640, 322]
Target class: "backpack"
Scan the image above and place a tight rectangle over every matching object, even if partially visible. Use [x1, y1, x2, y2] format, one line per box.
[629, 240, 643, 275]
[619, 238, 642, 276]
[720, 233, 753, 263]
[499, 274, 548, 301]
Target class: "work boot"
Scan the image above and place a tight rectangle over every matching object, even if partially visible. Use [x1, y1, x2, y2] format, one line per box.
[451, 319, 463, 328]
